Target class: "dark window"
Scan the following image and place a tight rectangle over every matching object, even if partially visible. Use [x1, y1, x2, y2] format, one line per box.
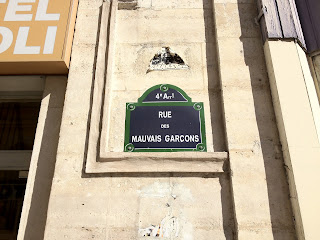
[0, 102, 40, 150]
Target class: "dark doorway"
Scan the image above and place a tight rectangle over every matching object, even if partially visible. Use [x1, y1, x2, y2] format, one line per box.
[0, 171, 27, 240]
[0, 102, 41, 239]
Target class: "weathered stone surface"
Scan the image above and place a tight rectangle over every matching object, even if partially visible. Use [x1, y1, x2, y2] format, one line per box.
[264, 40, 320, 240]
[214, 1, 296, 239]
[116, 9, 213, 44]
[41, 1, 231, 239]
[105, 175, 234, 240]
[19, 1, 299, 240]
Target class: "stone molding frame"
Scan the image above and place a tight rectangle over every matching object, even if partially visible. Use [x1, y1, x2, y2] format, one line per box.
[84, 0, 228, 173]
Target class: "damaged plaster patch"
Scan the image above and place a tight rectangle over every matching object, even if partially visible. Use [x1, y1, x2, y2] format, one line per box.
[139, 214, 194, 239]
[138, 182, 194, 239]
[147, 47, 189, 73]
[139, 216, 179, 238]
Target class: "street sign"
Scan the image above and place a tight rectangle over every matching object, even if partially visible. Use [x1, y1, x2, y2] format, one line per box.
[124, 84, 206, 152]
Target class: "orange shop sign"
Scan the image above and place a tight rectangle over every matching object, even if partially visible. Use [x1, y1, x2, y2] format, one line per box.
[0, 0, 78, 74]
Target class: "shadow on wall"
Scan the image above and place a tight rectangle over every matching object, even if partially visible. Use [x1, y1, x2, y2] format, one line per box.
[202, 0, 234, 239]
[202, 0, 227, 153]
[236, 1, 296, 239]
[22, 80, 66, 240]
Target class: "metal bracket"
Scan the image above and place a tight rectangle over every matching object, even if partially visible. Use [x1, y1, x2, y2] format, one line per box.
[255, 6, 267, 25]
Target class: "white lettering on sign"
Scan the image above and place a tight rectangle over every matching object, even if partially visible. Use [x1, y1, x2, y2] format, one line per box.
[131, 135, 200, 143]
[132, 135, 162, 143]
[163, 93, 174, 99]
[14, 27, 40, 54]
[4, 0, 35, 22]
[155, 93, 175, 100]
[36, 0, 60, 21]
[165, 135, 200, 143]
[161, 124, 169, 129]
[43, 26, 57, 54]
[0, 27, 13, 53]
[158, 111, 172, 118]
[0, 0, 61, 55]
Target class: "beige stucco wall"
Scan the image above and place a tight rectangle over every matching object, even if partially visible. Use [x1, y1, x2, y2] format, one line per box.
[264, 40, 320, 240]
[18, 0, 298, 239]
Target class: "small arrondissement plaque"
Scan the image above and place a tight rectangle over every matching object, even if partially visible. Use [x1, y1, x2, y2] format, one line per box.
[124, 84, 206, 152]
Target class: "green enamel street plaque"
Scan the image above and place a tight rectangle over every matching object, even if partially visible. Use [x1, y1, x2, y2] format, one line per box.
[124, 84, 207, 152]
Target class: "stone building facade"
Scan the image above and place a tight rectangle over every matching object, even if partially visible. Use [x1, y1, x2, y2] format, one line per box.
[0, 0, 319, 239]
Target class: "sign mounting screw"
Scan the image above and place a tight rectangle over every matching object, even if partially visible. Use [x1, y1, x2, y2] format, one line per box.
[160, 85, 169, 92]
[128, 104, 136, 111]
[125, 144, 135, 152]
[193, 103, 202, 111]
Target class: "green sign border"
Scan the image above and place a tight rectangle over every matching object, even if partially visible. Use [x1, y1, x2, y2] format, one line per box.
[124, 84, 207, 152]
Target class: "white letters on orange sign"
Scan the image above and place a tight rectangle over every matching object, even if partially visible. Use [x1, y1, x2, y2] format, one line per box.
[14, 27, 40, 54]
[0, 27, 13, 53]
[36, 0, 60, 21]
[43, 26, 57, 54]
[0, 0, 60, 55]
[4, 0, 35, 21]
